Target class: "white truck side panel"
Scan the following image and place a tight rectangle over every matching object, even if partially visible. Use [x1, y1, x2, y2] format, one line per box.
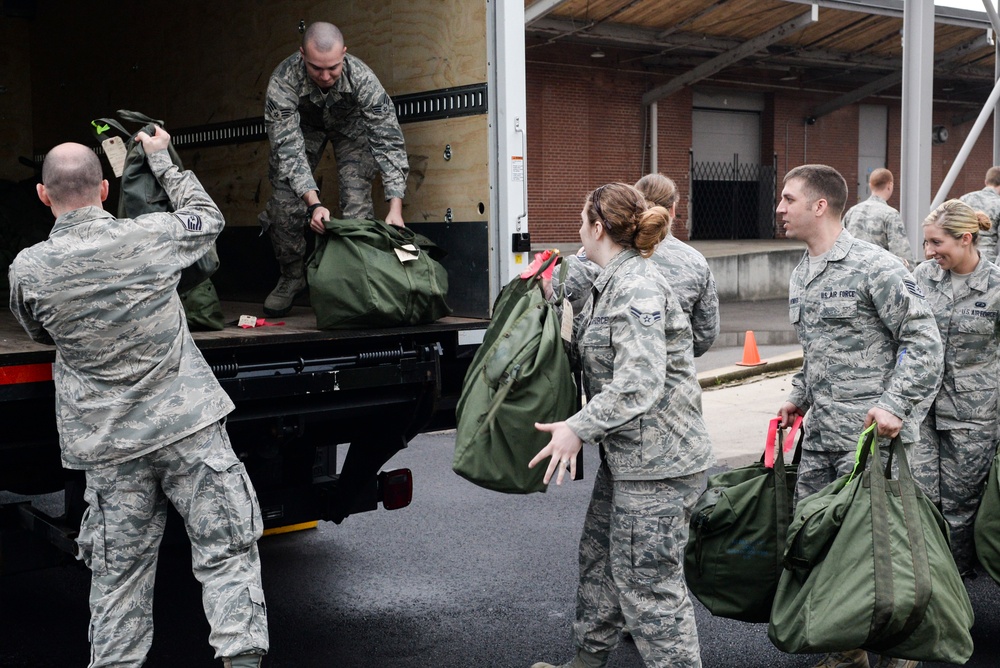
[489, 0, 530, 305]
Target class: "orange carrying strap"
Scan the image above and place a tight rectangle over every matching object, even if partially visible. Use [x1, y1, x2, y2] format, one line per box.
[764, 414, 803, 468]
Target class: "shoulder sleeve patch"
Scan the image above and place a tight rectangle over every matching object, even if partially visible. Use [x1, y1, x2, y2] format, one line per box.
[177, 213, 203, 232]
[902, 278, 925, 299]
[629, 306, 662, 327]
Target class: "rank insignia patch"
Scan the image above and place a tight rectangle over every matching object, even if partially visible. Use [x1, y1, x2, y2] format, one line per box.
[629, 306, 662, 327]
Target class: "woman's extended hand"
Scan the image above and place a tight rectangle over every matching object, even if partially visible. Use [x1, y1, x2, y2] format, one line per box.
[529, 421, 582, 485]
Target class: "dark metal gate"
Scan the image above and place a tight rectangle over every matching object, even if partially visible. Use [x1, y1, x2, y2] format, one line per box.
[689, 152, 776, 240]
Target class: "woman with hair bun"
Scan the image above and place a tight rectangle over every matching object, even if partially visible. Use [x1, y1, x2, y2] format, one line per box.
[635, 173, 720, 357]
[530, 182, 713, 668]
[912, 198, 1000, 577]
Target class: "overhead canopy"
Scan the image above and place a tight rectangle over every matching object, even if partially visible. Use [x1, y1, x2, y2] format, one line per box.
[524, 0, 996, 116]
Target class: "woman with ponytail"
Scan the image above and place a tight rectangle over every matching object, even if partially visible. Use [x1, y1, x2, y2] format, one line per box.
[530, 182, 712, 668]
[635, 173, 720, 357]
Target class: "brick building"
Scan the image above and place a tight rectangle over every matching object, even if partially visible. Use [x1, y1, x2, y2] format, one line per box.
[524, 0, 998, 245]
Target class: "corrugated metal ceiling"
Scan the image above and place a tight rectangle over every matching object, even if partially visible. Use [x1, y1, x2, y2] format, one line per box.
[525, 0, 996, 110]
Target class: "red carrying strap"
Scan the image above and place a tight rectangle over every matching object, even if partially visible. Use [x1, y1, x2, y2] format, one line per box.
[764, 414, 803, 468]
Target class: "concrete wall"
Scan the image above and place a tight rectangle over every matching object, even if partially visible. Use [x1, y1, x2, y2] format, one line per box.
[706, 248, 802, 302]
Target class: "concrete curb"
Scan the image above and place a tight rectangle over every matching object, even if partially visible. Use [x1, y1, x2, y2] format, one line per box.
[698, 349, 803, 389]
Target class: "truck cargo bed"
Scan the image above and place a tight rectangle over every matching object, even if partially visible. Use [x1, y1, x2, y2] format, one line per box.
[0, 301, 488, 362]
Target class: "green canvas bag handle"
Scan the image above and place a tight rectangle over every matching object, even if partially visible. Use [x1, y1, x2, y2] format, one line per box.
[853, 427, 933, 648]
[766, 416, 803, 578]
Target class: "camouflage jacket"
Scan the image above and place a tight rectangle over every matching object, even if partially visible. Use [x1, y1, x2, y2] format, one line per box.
[9, 151, 235, 469]
[959, 187, 1000, 263]
[913, 257, 1000, 428]
[565, 250, 714, 480]
[555, 237, 720, 357]
[651, 236, 720, 357]
[264, 51, 408, 200]
[842, 195, 912, 267]
[787, 230, 943, 451]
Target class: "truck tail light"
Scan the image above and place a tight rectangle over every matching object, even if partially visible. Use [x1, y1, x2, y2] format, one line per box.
[379, 468, 413, 511]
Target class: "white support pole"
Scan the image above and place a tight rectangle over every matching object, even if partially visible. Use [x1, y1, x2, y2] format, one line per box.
[982, 1, 1000, 163]
[650, 101, 658, 175]
[932, 76, 1000, 209]
[995, 37, 1000, 165]
[901, 0, 935, 265]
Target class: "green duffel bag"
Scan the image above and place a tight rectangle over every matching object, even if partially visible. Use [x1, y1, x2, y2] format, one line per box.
[93, 110, 220, 294]
[307, 217, 450, 329]
[180, 279, 225, 331]
[92, 111, 223, 331]
[975, 446, 1000, 584]
[684, 415, 802, 623]
[769, 426, 974, 664]
[452, 254, 577, 494]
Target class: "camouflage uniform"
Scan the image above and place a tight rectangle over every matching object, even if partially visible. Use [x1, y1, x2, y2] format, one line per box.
[9, 150, 267, 666]
[911, 257, 1000, 572]
[262, 51, 408, 266]
[555, 238, 720, 357]
[651, 237, 720, 357]
[842, 194, 912, 267]
[959, 187, 1000, 263]
[786, 230, 943, 504]
[564, 250, 713, 667]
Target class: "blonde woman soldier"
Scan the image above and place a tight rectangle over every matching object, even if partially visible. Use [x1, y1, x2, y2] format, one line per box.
[912, 199, 1000, 577]
[531, 183, 713, 668]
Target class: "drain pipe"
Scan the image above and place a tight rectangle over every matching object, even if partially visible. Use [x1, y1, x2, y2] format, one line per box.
[650, 101, 658, 174]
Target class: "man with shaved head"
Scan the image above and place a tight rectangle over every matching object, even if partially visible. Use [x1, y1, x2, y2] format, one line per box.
[9, 130, 269, 668]
[261, 21, 409, 316]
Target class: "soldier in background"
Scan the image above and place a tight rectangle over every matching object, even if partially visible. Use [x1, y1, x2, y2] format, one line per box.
[842, 168, 912, 268]
[548, 174, 720, 359]
[260, 21, 409, 316]
[531, 183, 713, 668]
[775, 164, 942, 668]
[912, 199, 1000, 578]
[635, 173, 720, 357]
[9, 130, 268, 668]
[959, 166, 1000, 263]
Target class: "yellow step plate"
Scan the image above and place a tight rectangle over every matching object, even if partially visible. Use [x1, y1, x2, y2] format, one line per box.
[262, 521, 319, 537]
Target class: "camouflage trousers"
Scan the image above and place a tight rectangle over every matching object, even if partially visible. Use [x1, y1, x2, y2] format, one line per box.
[261, 129, 378, 267]
[573, 462, 705, 668]
[912, 414, 999, 572]
[76, 420, 268, 667]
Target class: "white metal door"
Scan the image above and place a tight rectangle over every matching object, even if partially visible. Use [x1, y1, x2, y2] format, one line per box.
[857, 104, 888, 202]
[692, 109, 761, 166]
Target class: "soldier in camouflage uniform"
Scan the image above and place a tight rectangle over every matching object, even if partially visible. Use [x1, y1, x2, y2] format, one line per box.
[841, 168, 913, 268]
[959, 166, 1000, 263]
[911, 199, 1000, 576]
[530, 183, 713, 668]
[261, 21, 409, 316]
[550, 174, 720, 358]
[9, 131, 267, 668]
[636, 173, 720, 357]
[776, 165, 942, 668]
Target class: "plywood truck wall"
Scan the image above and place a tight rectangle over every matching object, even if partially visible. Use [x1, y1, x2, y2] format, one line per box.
[0, 15, 33, 182]
[21, 0, 489, 230]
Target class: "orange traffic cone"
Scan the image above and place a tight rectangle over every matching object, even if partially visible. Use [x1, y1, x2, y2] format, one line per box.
[735, 330, 766, 367]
